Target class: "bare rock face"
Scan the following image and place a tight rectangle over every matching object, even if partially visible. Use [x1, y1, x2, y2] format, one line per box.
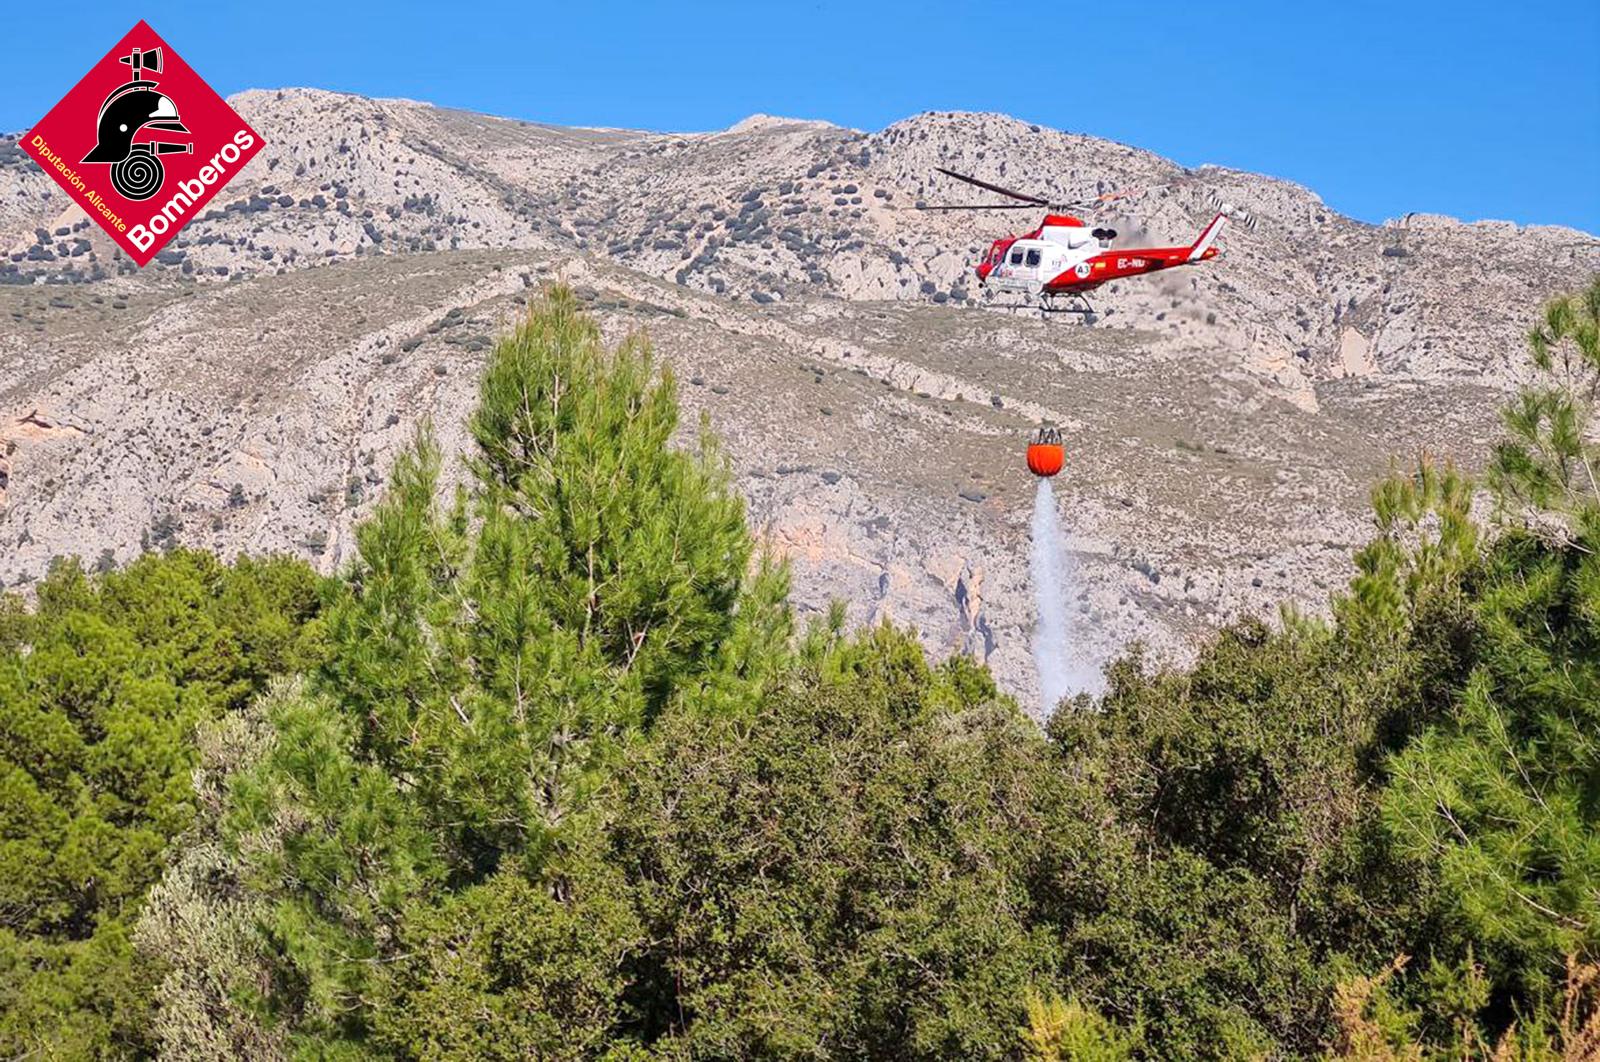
[2, 93, 1596, 707]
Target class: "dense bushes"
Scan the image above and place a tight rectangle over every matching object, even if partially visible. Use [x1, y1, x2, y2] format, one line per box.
[5, 280, 1598, 1058]
[607, 633, 1068, 1057]
[0, 550, 325, 1058]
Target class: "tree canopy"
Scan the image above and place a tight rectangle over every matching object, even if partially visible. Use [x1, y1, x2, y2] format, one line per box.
[0, 549, 325, 1058]
[6, 279, 1598, 1059]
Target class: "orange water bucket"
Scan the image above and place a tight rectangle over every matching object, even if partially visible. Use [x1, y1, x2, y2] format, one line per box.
[1027, 426, 1065, 477]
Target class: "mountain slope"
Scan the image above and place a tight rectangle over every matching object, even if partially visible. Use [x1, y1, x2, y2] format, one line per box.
[2, 90, 1596, 703]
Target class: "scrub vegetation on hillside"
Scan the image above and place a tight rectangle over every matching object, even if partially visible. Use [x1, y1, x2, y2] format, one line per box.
[2, 280, 1597, 1060]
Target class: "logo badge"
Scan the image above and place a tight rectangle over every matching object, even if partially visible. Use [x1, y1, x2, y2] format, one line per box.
[24, 21, 264, 266]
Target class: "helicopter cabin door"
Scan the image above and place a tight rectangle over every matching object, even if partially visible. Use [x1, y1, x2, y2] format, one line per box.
[989, 241, 1047, 295]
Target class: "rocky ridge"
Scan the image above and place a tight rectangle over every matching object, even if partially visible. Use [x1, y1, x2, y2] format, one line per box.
[2, 89, 1596, 704]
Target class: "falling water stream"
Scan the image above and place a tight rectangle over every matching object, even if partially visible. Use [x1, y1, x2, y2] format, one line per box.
[1030, 478, 1098, 713]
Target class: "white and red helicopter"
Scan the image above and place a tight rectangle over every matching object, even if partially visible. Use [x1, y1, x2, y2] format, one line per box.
[921, 167, 1256, 316]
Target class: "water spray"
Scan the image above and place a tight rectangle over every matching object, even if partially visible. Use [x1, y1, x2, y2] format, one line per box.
[1026, 428, 1098, 713]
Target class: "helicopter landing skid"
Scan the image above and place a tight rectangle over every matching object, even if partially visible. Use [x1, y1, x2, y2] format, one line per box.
[1039, 291, 1095, 317]
[981, 288, 1098, 323]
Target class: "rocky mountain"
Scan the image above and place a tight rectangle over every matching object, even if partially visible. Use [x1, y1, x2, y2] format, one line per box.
[3, 89, 1596, 705]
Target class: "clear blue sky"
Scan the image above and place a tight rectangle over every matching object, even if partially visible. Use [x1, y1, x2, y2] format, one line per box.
[4, 1, 1596, 232]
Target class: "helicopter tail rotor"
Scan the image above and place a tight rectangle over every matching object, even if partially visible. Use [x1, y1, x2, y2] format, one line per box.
[1207, 195, 1260, 231]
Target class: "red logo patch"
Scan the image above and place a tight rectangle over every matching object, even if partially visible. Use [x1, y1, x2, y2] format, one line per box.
[23, 20, 264, 266]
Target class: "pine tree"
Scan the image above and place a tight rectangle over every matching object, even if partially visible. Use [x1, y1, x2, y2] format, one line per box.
[1342, 456, 1478, 644]
[313, 286, 789, 864]
[188, 285, 792, 1051]
[1377, 277, 1600, 1032]
[1489, 276, 1600, 538]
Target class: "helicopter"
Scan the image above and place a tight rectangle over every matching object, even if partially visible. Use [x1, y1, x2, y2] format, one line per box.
[920, 168, 1256, 316]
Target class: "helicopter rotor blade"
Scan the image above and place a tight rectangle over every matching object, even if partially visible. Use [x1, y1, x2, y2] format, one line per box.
[917, 203, 1041, 211]
[1052, 187, 1140, 213]
[933, 167, 1049, 206]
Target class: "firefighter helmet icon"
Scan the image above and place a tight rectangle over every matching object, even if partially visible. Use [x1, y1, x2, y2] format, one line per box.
[80, 46, 193, 201]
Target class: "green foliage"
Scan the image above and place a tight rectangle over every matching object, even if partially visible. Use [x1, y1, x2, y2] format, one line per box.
[189, 286, 793, 1053]
[1380, 527, 1600, 1018]
[0, 591, 26, 652]
[1040, 592, 1470, 1056]
[1489, 276, 1600, 537]
[1053, 622, 1375, 907]
[225, 678, 441, 1046]
[1337, 460, 1482, 751]
[369, 845, 644, 1061]
[467, 285, 785, 725]
[1327, 953, 1600, 1060]
[0, 550, 324, 1059]
[119, 275, 1597, 1060]
[135, 678, 298, 1061]
[1345, 458, 1478, 644]
[318, 288, 790, 872]
[1021, 989, 1139, 1062]
[1359, 277, 1600, 1047]
[612, 628, 1067, 1058]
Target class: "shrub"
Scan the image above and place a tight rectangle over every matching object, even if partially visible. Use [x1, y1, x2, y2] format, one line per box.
[0, 550, 324, 1058]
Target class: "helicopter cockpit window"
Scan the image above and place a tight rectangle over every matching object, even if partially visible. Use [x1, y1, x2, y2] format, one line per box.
[1024, 249, 1041, 267]
[1009, 248, 1024, 265]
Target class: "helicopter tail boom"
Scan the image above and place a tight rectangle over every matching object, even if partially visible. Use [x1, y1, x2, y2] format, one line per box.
[1190, 200, 1259, 261]
[1187, 212, 1230, 262]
